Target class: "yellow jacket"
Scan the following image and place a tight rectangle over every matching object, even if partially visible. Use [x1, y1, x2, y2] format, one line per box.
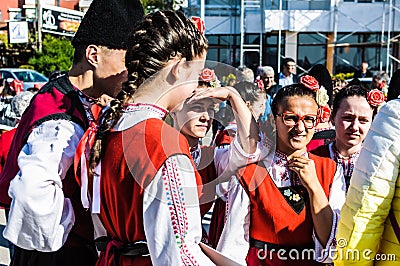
[335, 100, 400, 265]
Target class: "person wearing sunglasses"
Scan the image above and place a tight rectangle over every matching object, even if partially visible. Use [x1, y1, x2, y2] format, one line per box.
[216, 75, 346, 265]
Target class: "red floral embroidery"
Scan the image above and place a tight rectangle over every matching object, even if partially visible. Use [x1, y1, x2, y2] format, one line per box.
[200, 68, 215, 83]
[318, 105, 331, 123]
[367, 89, 385, 107]
[191, 16, 205, 34]
[300, 75, 319, 91]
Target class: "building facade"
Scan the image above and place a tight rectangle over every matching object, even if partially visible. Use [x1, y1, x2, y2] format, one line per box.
[186, 0, 400, 76]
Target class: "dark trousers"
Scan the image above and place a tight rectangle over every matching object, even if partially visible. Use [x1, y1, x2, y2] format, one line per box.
[11, 244, 98, 266]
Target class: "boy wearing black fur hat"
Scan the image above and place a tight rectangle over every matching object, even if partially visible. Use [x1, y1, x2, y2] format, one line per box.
[0, 0, 144, 265]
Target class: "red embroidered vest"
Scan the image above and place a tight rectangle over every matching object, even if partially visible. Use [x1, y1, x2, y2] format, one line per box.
[198, 146, 217, 216]
[310, 144, 331, 159]
[0, 74, 92, 247]
[238, 153, 336, 246]
[97, 118, 203, 243]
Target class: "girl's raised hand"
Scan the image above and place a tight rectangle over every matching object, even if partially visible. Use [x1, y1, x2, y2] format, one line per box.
[187, 86, 239, 103]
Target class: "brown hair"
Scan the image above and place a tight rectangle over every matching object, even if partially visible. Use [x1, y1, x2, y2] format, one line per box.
[89, 10, 208, 174]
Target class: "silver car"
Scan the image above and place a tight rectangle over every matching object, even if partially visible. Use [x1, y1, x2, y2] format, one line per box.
[0, 68, 48, 91]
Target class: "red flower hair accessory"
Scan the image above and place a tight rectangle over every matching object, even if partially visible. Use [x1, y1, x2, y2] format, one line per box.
[318, 105, 331, 123]
[200, 68, 215, 82]
[366, 89, 385, 107]
[255, 77, 264, 90]
[191, 16, 205, 35]
[300, 75, 319, 91]
[200, 68, 220, 87]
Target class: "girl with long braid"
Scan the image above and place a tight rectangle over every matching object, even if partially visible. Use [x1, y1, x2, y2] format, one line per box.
[83, 11, 259, 265]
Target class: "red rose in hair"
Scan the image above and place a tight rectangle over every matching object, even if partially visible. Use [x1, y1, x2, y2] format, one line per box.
[300, 75, 319, 91]
[367, 89, 385, 107]
[255, 77, 264, 90]
[318, 105, 331, 123]
[191, 16, 205, 34]
[200, 68, 215, 83]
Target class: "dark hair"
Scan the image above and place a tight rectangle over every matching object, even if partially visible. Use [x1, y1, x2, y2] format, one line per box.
[271, 83, 317, 116]
[387, 69, 400, 101]
[72, 44, 88, 65]
[331, 85, 371, 118]
[89, 10, 208, 174]
[234, 81, 261, 105]
[283, 57, 295, 66]
[216, 82, 261, 127]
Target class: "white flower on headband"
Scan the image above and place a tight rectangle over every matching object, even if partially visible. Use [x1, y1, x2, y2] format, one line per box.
[316, 86, 329, 107]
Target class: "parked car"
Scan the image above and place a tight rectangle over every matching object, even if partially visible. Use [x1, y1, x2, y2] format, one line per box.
[0, 68, 48, 91]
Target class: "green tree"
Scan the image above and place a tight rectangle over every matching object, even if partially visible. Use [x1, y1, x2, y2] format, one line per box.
[28, 34, 74, 77]
[140, 0, 186, 13]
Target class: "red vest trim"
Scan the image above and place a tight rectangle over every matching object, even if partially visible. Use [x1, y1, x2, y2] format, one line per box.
[310, 144, 331, 159]
[238, 153, 336, 247]
[0, 74, 87, 207]
[0, 73, 92, 247]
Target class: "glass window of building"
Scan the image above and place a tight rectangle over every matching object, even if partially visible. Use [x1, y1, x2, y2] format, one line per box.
[335, 33, 386, 74]
[297, 33, 327, 74]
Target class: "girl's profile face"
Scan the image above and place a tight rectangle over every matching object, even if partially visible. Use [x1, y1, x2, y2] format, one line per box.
[333, 95, 373, 153]
[169, 53, 207, 111]
[275, 95, 318, 156]
[174, 98, 215, 141]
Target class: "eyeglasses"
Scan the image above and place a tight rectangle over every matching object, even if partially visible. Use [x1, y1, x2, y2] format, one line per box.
[276, 112, 318, 129]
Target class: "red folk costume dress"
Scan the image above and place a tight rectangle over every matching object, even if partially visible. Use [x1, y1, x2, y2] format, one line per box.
[217, 149, 346, 265]
[87, 103, 259, 265]
[91, 103, 214, 266]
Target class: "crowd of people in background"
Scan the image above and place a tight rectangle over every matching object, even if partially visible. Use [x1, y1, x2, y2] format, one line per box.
[0, 0, 399, 265]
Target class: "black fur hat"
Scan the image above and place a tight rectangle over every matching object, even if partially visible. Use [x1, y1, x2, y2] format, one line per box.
[308, 64, 334, 106]
[72, 0, 144, 49]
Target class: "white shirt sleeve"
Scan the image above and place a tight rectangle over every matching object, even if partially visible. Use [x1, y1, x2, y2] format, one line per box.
[216, 176, 250, 266]
[313, 165, 346, 263]
[143, 154, 215, 266]
[214, 137, 261, 181]
[4, 119, 84, 251]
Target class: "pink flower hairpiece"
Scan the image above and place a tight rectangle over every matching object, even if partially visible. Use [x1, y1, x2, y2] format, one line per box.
[300, 75, 319, 91]
[300, 74, 330, 107]
[200, 68, 220, 88]
[318, 105, 331, 123]
[366, 89, 385, 107]
[191, 16, 205, 35]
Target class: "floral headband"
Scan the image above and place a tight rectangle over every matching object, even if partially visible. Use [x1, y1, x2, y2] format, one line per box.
[366, 89, 385, 107]
[199, 68, 220, 88]
[300, 75, 331, 122]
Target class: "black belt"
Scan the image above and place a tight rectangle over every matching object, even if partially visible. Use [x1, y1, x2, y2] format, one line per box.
[250, 238, 314, 252]
[95, 237, 150, 256]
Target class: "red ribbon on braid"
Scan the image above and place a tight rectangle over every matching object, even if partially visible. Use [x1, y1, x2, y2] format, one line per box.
[191, 16, 206, 34]
[74, 121, 98, 209]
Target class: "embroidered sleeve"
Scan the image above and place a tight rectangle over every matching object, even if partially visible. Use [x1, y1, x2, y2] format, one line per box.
[214, 136, 262, 181]
[4, 119, 83, 251]
[143, 155, 214, 266]
[216, 175, 250, 265]
[313, 165, 346, 263]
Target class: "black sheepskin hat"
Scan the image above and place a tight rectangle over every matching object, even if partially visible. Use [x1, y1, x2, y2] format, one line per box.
[72, 0, 144, 49]
[308, 64, 334, 106]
